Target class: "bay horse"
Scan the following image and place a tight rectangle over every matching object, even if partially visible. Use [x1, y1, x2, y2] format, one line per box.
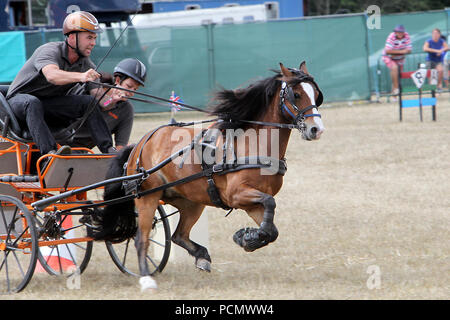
[94, 62, 325, 291]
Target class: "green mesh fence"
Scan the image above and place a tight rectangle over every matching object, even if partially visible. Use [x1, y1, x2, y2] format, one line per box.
[20, 9, 450, 112]
[368, 10, 449, 94]
[212, 16, 371, 102]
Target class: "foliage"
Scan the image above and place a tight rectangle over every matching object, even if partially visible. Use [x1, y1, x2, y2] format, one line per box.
[306, 0, 450, 16]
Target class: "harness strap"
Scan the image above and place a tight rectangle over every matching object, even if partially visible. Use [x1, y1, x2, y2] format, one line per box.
[237, 119, 300, 129]
[211, 157, 287, 176]
[196, 127, 288, 209]
[200, 128, 230, 210]
[298, 105, 321, 118]
[113, 122, 288, 211]
[134, 124, 173, 170]
[205, 176, 230, 210]
[51, 151, 287, 215]
[135, 158, 285, 209]
[133, 119, 219, 170]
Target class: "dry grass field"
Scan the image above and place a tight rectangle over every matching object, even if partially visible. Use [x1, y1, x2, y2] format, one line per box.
[8, 94, 450, 300]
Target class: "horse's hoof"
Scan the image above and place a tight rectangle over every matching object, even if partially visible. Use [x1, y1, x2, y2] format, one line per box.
[196, 258, 211, 272]
[233, 228, 247, 247]
[233, 227, 269, 252]
[139, 276, 158, 292]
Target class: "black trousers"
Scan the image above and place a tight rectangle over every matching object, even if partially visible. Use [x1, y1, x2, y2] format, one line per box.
[8, 93, 113, 154]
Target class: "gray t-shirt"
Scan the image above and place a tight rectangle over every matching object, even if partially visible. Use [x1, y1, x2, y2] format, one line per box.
[7, 41, 96, 99]
[71, 101, 134, 149]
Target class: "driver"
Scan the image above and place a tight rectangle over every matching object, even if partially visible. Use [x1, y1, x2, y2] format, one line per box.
[6, 11, 115, 157]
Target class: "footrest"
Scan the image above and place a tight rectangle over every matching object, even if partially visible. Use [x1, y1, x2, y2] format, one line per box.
[0, 175, 39, 183]
[43, 154, 113, 188]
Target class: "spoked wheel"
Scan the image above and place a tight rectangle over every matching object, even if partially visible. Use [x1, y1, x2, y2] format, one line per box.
[106, 205, 172, 276]
[34, 210, 93, 276]
[0, 195, 38, 294]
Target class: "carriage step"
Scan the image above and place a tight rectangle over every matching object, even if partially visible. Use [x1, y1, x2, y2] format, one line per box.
[0, 175, 39, 183]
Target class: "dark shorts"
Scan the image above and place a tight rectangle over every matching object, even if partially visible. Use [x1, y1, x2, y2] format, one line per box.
[426, 61, 443, 69]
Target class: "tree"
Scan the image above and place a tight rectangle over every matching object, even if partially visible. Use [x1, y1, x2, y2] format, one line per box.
[305, 0, 450, 16]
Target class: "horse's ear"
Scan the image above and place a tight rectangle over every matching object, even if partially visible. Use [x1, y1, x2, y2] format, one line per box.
[299, 61, 309, 74]
[279, 63, 293, 77]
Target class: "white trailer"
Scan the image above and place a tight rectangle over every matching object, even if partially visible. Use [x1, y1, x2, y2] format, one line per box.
[132, 4, 272, 28]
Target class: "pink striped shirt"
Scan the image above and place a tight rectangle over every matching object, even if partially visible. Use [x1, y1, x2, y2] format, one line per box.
[383, 32, 412, 60]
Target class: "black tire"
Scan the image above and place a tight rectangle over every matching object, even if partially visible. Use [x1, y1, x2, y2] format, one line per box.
[106, 205, 172, 276]
[0, 195, 38, 293]
[34, 210, 93, 276]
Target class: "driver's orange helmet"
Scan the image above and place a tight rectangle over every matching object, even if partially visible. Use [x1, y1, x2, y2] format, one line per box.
[63, 11, 102, 35]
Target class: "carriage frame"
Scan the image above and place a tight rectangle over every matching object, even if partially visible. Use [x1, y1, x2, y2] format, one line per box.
[0, 86, 174, 293]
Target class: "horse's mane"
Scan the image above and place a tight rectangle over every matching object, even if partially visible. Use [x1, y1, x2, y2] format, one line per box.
[208, 68, 314, 130]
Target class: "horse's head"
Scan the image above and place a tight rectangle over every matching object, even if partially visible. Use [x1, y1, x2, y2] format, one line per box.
[279, 62, 325, 140]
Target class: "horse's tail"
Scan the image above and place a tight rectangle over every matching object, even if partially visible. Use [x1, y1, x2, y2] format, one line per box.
[91, 144, 137, 243]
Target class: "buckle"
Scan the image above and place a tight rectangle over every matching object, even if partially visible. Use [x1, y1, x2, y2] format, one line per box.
[212, 164, 223, 173]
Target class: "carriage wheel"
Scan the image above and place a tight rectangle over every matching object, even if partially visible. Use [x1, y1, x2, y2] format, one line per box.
[34, 210, 93, 276]
[106, 205, 172, 276]
[0, 195, 38, 294]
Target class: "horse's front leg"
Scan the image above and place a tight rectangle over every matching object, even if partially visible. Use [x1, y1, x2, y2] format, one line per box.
[134, 194, 161, 292]
[230, 189, 279, 252]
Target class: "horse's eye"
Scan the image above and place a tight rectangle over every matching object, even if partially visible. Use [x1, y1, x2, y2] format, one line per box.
[294, 93, 300, 99]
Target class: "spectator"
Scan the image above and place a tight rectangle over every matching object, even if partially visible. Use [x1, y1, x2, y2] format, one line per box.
[382, 25, 412, 100]
[423, 28, 449, 92]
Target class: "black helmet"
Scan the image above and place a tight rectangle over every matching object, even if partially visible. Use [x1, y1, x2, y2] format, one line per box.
[113, 58, 147, 86]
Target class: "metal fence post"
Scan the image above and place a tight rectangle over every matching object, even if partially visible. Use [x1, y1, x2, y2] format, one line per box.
[398, 66, 403, 121]
[364, 13, 378, 102]
[431, 89, 436, 121]
[418, 87, 423, 122]
[204, 22, 216, 91]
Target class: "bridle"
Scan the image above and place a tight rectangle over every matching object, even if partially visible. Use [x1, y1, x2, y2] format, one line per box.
[279, 80, 322, 132]
[234, 79, 323, 132]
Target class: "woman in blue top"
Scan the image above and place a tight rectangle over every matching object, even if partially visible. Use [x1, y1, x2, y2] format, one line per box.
[423, 28, 449, 91]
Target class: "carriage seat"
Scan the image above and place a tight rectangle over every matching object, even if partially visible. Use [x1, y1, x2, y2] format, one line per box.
[0, 85, 75, 144]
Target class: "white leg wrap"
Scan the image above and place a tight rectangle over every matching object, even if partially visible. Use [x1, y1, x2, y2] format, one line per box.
[139, 276, 158, 292]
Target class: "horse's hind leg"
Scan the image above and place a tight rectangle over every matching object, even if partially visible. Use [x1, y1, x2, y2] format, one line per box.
[171, 200, 211, 272]
[134, 193, 162, 291]
[231, 190, 279, 252]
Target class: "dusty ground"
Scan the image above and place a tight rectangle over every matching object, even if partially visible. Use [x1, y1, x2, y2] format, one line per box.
[8, 94, 450, 300]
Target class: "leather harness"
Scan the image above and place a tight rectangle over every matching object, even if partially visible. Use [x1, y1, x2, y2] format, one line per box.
[122, 122, 287, 210]
[120, 77, 323, 210]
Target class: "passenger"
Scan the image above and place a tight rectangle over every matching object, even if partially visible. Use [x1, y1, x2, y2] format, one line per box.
[71, 58, 147, 151]
[6, 11, 115, 158]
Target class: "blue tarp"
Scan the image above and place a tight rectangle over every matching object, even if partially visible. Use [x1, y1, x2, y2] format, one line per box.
[0, 31, 25, 82]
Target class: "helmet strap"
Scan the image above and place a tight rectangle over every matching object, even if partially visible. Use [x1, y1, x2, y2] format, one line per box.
[74, 32, 85, 58]
[65, 32, 85, 59]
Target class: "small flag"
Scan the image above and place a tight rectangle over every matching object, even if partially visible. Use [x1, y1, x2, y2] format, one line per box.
[169, 91, 183, 112]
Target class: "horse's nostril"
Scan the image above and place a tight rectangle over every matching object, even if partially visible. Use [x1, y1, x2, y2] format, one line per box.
[310, 127, 318, 134]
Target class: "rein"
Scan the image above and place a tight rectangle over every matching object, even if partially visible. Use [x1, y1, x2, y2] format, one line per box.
[90, 80, 322, 133]
[59, 2, 147, 141]
[31, 70, 324, 212]
[89, 82, 210, 114]
[228, 119, 300, 129]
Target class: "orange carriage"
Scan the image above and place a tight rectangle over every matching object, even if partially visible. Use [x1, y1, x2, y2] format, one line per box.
[0, 85, 172, 293]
